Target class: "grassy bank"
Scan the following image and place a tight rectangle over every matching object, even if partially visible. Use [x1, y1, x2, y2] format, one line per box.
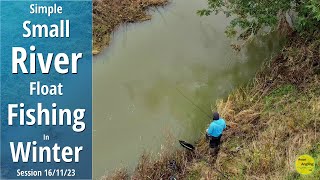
[103, 31, 320, 179]
[92, 0, 168, 55]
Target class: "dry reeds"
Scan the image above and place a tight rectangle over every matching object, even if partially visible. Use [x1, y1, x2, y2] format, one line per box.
[103, 23, 320, 180]
[202, 33, 320, 179]
[92, 0, 168, 54]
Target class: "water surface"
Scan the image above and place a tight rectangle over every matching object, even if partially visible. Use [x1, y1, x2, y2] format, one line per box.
[93, 0, 281, 178]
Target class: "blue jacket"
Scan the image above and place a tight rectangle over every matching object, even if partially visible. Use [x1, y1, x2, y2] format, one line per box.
[207, 118, 226, 137]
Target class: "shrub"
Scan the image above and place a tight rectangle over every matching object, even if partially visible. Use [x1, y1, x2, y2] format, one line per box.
[198, 0, 320, 39]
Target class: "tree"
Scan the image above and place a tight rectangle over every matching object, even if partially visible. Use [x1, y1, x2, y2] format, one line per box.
[198, 0, 320, 39]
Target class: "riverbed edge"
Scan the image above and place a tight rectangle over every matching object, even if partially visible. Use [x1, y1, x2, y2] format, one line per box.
[92, 0, 169, 55]
[101, 31, 320, 179]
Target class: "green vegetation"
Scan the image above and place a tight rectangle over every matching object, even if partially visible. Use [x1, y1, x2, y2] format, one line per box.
[198, 0, 320, 39]
[103, 0, 319, 179]
[103, 35, 320, 180]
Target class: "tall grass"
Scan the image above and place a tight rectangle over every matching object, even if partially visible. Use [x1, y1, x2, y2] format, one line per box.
[103, 32, 320, 180]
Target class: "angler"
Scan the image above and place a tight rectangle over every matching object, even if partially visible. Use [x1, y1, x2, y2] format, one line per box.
[176, 88, 227, 151]
[206, 112, 226, 148]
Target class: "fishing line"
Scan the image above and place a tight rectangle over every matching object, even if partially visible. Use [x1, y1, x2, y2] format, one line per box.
[175, 87, 211, 119]
[176, 88, 229, 179]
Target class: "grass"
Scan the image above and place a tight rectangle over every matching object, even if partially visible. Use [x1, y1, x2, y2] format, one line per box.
[92, 0, 168, 55]
[102, 30, 320, 179]
[211, 32, 320, 179]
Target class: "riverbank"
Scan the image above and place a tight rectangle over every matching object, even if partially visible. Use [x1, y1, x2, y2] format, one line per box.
[102, 31, 320, 179]
[92, 0, 168, 55]
[93, 0, 275, 178]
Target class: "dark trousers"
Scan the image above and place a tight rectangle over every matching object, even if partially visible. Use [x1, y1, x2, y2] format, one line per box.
[206, 134, 222, 148]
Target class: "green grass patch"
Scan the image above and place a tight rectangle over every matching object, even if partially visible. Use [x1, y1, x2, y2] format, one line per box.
[263, 84, 298, 113]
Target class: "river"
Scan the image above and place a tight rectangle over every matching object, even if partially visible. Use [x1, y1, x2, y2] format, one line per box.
[92, 0, 281, 178]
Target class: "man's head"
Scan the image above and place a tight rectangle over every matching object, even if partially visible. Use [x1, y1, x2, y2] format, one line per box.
[213, 112, 220, 120]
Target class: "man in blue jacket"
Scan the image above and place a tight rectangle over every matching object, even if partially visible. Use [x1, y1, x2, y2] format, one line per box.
[206, 112, 226, 148]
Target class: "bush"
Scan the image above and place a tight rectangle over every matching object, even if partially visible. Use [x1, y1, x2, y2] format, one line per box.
[198, 0, 320, 39]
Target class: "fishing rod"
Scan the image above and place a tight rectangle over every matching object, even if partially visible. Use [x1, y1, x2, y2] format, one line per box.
[175, 88, 229, 179]
[175, 87, 212, 119]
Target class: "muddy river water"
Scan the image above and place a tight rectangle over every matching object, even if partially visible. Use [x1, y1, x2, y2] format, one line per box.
[92, 0, 281, 178]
